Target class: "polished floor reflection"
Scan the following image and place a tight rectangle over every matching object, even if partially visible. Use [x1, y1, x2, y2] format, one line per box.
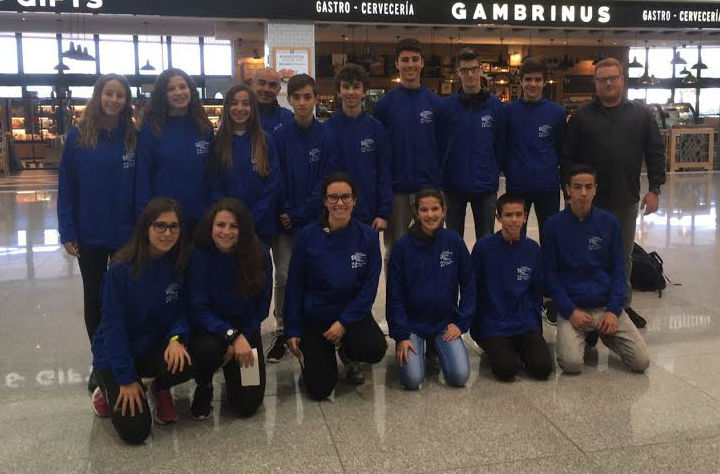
[2, 171, 720, 473]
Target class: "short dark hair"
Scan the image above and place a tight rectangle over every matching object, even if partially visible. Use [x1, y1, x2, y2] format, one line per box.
[287, 74, 317, 96]
[334, 63, 369, 94]
[394, 38, 423, 61]
[519, 57, 547, 80]
[456, 47, 480, 64]
[565, 163, 597, 185]
[496, 192, 527, 217]
[321, 172, 358, 226]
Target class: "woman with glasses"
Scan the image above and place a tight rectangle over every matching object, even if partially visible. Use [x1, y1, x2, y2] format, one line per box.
[387, 188, 475, 390]
[208, 84, 280, 246]
[187, 198, 271, 420]
[58, 74, 137, 393]
[284, 173, 387, 400]
[90, 198, 193, 444]
[135, 68, 214, 231]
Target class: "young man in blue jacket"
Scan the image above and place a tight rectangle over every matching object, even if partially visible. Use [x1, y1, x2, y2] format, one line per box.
[325, 63, 392, 231]
[373, 38, 442, 260]
[543, 164, 649, 375]
[252, 67, 294, 136]
[471, 192, 552, 381]
[437, 47, 505, 242]
[504, 58, 566, 242]
[267, 74, 334, 363]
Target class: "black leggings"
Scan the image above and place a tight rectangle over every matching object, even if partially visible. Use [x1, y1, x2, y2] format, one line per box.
[300, 315, 386, 400]
[477, 332, 552, 382]
[95, 345, 193, 445]
[190, 332, 266, 418]
[77, 244, 114, 339]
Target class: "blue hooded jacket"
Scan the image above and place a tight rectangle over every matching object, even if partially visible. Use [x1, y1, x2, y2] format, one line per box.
[325, 110, 392, 224]
[57, 126, 135, 249]
[373, 85, 442, 193]
[387, 228, 475, 341]
[471, 232, 543, 340]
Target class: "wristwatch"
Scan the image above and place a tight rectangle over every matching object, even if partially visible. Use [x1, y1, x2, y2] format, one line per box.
[225, 328, 240, 344]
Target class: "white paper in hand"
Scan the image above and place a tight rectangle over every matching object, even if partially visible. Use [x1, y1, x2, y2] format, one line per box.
[240, 348, 261, 386]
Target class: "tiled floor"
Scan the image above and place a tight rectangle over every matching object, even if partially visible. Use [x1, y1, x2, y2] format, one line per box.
[1, 170, 719, 474]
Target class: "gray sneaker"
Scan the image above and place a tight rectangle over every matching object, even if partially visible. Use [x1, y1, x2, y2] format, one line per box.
[266, 335, 287, 363]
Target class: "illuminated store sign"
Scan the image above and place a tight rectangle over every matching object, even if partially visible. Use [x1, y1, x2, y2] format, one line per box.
[1, 0, 719, 28]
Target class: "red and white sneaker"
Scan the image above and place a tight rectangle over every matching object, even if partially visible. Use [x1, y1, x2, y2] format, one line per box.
[151, 384, 178, 424]
[91, 387, 111, 418]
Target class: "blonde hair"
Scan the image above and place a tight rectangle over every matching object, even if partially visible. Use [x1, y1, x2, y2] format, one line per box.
[594, 57, 624, 78]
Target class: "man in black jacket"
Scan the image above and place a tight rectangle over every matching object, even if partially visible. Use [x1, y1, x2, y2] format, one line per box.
[562, 57, 666, 329]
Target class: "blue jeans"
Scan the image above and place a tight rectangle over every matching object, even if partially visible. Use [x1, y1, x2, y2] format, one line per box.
[399, 332, 470, 390]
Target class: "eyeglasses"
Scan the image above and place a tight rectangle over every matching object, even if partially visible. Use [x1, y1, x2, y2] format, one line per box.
[326, 193, 354, 204]
[458, 66, 481, 75]
[151, 221, 180, 234]
[595, 75, 621, 84]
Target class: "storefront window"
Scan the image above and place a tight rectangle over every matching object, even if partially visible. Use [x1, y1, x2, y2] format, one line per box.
[138, 36, 168, 76]
[647, 47, 674, 79]
[204, 37, 232, 76]
[61, 35, 97, 75]
[627, 88, 672, 105]
[22, 33, 59, 74]
[700, 47, 720, 78]
[699, 88, 720, 116]
[99, 34, 136, 75]
[675, 88, 698, 107]
[26, 86, 54, 98]
[0, 86, 22, 98]
[0, 34, 18, 74]
[171, 36, 201, 75]
[69, 86, 95, 99]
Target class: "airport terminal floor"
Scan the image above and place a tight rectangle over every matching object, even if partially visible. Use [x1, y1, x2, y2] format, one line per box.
[1, 170, 719, 474]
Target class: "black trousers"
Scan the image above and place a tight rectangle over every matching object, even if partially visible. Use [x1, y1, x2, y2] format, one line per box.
[77, 244, 114, 340]
[477, 332, 552, 382]
[96, 345, 193, 445]
[519, 191, 560, 244]
[190, 332, 266, 418]
[300, 315, 386, 400]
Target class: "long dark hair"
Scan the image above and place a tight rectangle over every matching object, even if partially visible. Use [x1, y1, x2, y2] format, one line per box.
[77, 73, 136, 151]
[409, 188, 446, 236]
[142, 68, 211, 136]
[112, 197, 190, 278]
[321, 172, 357, 227]
[210, 84, 270, 177]
[194, 198, 266, 296]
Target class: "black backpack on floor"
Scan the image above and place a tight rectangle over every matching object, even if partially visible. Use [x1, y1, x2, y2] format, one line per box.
[631, 243, 678, 297]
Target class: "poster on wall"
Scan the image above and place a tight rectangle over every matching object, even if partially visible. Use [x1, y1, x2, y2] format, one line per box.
[273, 47, 312, 104]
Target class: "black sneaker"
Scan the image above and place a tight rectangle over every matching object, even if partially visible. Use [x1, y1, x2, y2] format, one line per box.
[544, 301, 558, 325]
[585, 331, 599, 348]
[190, 384, 213, 420]
[87, 369, 98, 393]
[625, 307, 647, 328]
[266, 335, 287, 363]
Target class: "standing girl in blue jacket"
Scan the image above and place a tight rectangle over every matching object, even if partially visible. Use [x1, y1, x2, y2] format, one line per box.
[387, 189, 475, 390]
[91, 198, 193, 444]
[208, 84, 280, 245]
[285, 173, 387, 400]
[58, 73, 137, 392]
[188, 198, 271, 419]
[135, 68, 213, 231]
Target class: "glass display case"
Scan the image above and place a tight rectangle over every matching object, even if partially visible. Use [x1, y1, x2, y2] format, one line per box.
[650, 102, 697, 129]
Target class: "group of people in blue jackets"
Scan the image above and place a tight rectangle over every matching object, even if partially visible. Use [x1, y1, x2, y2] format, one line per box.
[57, 37, 650, 445]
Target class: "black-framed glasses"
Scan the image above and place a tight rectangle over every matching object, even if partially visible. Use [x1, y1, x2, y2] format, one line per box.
[458, 66, 481, 75]
[151, 221, 180, 234]
[595, 74, 621, 84]
[326, 193, 354, 204]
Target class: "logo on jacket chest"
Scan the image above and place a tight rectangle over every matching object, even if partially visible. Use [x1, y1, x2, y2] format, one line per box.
[122, 151, 135, 169]
[481, 115, 494, 128]
[195, 140, 209, 157]
[440, 250, 454, 268]
[360, 138, 375, 153]
[165, 283, 180, 304]
[420, 110, 434, 124]
[588, 236, 603, 251]
[308, 147, 321, 163]
[351, 252, 367, 269]
[538, 124, 553, 139]
[516, 266, 532, 281]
